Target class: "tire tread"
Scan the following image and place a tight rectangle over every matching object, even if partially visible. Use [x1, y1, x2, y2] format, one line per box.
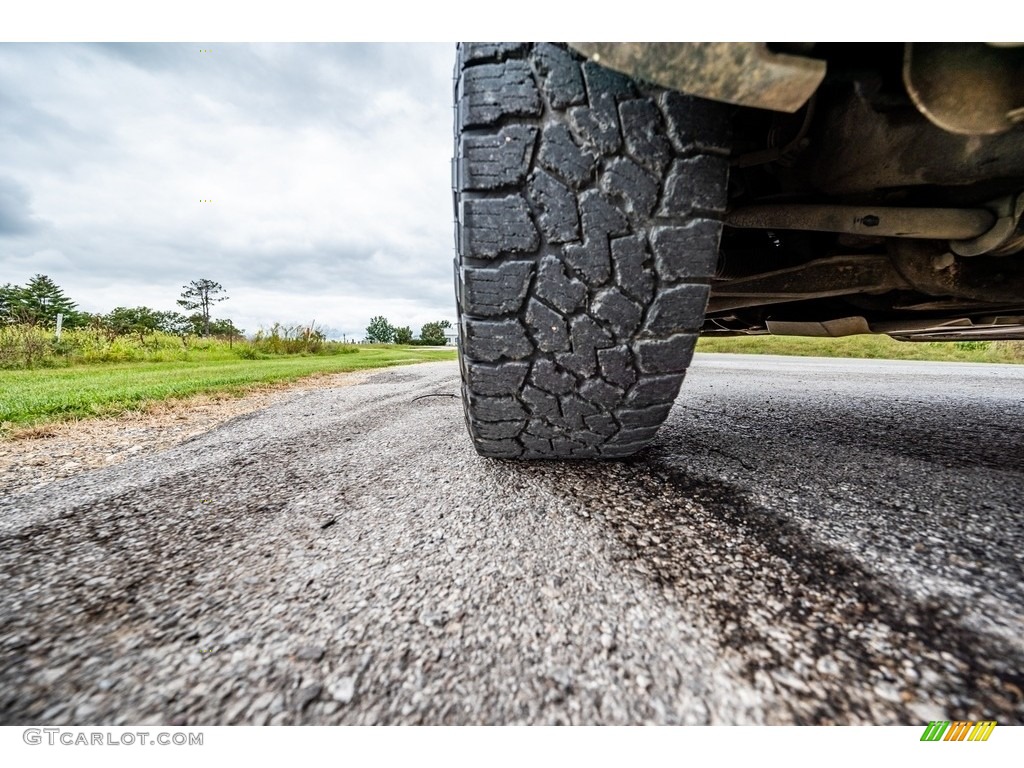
[454, 43, 728, 459]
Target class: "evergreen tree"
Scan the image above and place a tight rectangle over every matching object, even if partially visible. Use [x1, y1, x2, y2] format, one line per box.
[0, 283, 24, 324]
[13, 274, 78, 327]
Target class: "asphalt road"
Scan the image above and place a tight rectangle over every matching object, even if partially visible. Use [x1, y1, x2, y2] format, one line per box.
[1, 355, 1022, 725]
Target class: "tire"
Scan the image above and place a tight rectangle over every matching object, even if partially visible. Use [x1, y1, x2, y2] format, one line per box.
[453, 43, 730, 459]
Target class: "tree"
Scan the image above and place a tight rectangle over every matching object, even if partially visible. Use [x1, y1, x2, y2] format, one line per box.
[183, 313, 207, 335]
[6, 275, 79, 328]
[393, 325, 413, 345]
[207, 317, 245, 347]
[0, 283, 23, 324]
[177, 279, 227, 337]
[366, 315, 395, 344]
[105, 306, 162, 344]
[154, 310, 194, 347]
[419, 319, 452, 346]
[207, 318, 242, 336]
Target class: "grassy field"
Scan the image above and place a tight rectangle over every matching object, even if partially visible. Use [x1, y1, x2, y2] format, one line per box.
[696, 335, 1024, 365]
[0, 346, 455, 433]
[4, 322, 1021, 436]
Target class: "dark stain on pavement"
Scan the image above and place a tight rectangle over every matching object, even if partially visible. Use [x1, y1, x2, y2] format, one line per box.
[514, 455, 1024, 723]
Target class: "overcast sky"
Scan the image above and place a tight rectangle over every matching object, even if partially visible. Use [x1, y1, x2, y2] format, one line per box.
[0, 43, 456, 339]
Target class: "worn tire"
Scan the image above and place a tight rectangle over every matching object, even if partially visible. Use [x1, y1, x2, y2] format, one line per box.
[453, 43, 730, 459]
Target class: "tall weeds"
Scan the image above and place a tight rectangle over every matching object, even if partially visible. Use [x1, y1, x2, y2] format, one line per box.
[0, 324, 358, 369]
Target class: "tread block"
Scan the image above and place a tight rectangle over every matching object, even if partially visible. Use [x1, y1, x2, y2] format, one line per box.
[527, 169, 580, 243]
[461, 195, 540, 259]
[611, 235, 655, 304]
[533, 43, 586, 108]
[574, 430, 607, 446]
[580, 189, 629, 239]
[615, 402, 673, 428]
[626, 374, 685, 407]
[525, 298, 570, 352]
[600, 441, 651, 457]
[525, 418, 560, 438]
[584, 413, 618, 437]
[461, 43, 529, 63]
[475, 420, 526, 439]
[556, 316, 613, 378]
[581, 60, 637, 102]
[552, 437, 588, 454]
[562, 190, 630, 287]
[460, 61, 542, 128]
[545, 416, 575, 431]
[461, 126, 538, 190]
[633, 333, 697, 374]
[563, 236, 611, 288]
[579, 378, 625, 409]
[597, 345, 637, 390]
[521, 385, 561, 418]
[555, 350, 596, 379]
[592, 286, 642, 339]
[462, 261, 533, 316]
[660, 91, 731, 154]
[619, 99, 672, 175]
[560, 394, 600, 425]
[537, 124, 597, 189]
[613, 426, 660, 443]
[572, 314, 614, 354]
[644, 283, 710, 335]
[534, 255, 587, 314]
[601, 157, 658, 218]
[649, 220, 722, 282]
[469, 395, 529, 422]
[466, 361, 530, 396]
[463, 318, 533, 361]
[474, 437, 523, 458]
[530, 359, 576, 395]
[569, 92, 622, 155]
[521, 434, 553, 454]
[658, 156, 729, 216]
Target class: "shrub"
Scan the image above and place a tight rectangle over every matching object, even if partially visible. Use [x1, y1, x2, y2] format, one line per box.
[0, 324, 50, 368]
[953, 341, 989, 351]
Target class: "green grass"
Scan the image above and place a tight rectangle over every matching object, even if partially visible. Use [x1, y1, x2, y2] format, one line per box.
[6, 323, 1021, 436]
[0, 346, 456, 432]
[696, 335, 1024, 364]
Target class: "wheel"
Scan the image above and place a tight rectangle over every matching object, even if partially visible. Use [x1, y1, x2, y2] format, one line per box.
[453, 43, 730, 459]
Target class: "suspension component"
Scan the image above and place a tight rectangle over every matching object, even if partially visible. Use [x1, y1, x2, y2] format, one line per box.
[725, 203, 995, 241]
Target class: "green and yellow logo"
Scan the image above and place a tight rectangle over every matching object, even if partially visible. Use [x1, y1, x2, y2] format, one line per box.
[920, 721, 997, 741]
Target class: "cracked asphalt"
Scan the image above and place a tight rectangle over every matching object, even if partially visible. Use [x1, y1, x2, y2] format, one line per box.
[1, 355, 1022, 725]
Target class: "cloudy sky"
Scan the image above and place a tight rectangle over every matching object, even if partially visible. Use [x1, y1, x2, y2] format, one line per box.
[0, 43, 456, 340]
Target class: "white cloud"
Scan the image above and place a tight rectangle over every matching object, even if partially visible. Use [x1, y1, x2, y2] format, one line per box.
[0, 42, 457, 339]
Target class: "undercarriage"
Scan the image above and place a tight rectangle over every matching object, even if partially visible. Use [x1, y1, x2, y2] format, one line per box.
[578, 42, 1024, 341]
